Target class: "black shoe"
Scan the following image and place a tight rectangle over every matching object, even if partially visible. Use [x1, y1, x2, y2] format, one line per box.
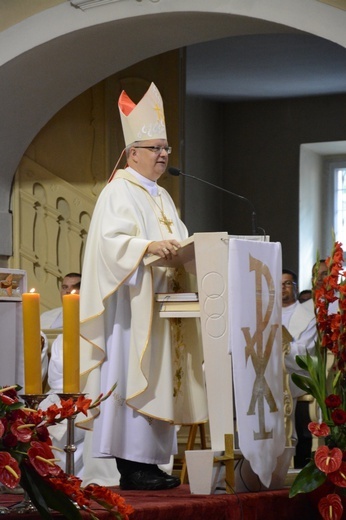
[119, 470, 178, 491]
[153, 468, 181, 488]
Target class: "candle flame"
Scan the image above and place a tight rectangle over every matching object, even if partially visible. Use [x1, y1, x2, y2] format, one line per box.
[29, 288, 36, 293]
[71, 289, 77, 295]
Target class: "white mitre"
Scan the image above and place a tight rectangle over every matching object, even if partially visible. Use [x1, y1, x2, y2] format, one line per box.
[118, 82, 167, 146]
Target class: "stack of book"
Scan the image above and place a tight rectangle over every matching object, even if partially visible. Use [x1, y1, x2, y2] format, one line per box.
[156, 292, 200, 315]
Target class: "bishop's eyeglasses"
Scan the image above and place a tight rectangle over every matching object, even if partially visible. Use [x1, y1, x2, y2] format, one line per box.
[134, 146, 172, 155]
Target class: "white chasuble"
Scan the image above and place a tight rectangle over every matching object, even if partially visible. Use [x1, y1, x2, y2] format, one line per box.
[79, 170, 207, 463]
[228, 239, 284, 488]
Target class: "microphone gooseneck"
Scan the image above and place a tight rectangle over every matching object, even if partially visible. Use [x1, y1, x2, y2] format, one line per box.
[168, 167, 260, 235]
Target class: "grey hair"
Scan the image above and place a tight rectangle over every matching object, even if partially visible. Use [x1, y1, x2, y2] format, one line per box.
[125, 141, 139, 158]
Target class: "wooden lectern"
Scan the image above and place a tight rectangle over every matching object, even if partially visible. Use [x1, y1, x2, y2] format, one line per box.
[145, 232, 290, 494]
[145, 232, 233, 449]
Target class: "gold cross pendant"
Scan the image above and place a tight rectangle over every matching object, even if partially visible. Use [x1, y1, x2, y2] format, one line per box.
[160, 213, 173, 233]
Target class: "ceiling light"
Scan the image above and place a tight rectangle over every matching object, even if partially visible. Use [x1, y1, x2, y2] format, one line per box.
[70, 0, 123, 9]
[70, 0, 160, 7]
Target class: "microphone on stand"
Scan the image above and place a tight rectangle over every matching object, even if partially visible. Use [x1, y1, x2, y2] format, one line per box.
[168, 166, 260, 236]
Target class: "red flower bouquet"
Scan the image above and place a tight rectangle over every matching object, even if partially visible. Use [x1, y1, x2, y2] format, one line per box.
[289, 239, 346, 520]
[0, 385, 133, 519]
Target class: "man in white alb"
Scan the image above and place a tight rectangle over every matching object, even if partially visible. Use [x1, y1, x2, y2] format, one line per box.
[281, 268, 316, 468]
[79, 83, 207, 490]
[40, 273, 81, 329]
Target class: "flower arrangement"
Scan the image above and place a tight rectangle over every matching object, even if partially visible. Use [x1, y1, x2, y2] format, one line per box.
[0, 384, 134, 519]
[289, 239, 346, 520]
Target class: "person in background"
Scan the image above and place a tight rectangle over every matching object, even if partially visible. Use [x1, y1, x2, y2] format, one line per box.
[79, 82, 207, 491]
[281, 269, 316, 468]
[298, 289, 312, 303]
[40, 273, 81, 329]
[314, 259, 328, 291]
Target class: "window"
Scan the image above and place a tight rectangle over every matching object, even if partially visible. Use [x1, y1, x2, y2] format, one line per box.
[334, 163, 346, 247]
[299, 143, 346, 292]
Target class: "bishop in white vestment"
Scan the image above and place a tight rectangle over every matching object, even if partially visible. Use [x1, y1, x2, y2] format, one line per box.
[79, 83, 207, 490]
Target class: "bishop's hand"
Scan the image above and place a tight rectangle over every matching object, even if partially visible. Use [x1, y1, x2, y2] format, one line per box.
[147, 240, 181, 258]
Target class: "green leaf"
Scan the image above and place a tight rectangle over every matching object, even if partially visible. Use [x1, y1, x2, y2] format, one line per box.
[295, 355, 309, 371]
[289, 461, 326, 498]
[21, 464, 82, 520]
[305, 353, 320, 378]
[291, 373, 315, 395]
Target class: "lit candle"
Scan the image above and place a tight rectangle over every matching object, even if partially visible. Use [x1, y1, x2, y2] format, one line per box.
[62, 292, 80, 393]
[22, 289, 42, 394]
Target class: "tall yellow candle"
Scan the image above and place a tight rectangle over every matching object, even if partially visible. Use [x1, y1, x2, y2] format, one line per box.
[62, 292, 80, 393]
[22, 290, 42, 394]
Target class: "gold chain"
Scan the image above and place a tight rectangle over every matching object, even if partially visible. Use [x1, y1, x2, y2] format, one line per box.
[147, 192, 174, 234]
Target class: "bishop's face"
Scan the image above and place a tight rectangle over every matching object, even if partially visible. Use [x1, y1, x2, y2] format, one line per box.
[128, 139, 170, 181]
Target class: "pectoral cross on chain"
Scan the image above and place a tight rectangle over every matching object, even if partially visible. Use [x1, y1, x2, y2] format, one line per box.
[159, 212, 173, 233]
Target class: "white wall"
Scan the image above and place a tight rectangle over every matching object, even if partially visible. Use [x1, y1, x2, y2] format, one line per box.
[299, 146, 324, 290]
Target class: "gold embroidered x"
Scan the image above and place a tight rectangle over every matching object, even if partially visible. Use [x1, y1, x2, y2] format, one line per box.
[241, 255, 279, 440]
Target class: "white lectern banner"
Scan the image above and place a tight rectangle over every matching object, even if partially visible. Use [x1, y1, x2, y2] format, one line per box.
[228, 239, 284, 488]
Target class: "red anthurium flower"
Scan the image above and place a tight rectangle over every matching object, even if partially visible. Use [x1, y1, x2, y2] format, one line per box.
[315, 446, 343, 474]
[318, 494, 343, 520]
[308, 421, 330, 437]
[0, 386, 19, 399]
[329, 461, 346, 487]
[325, 395, 342, 409]
[27, 441, 62, 477]
[331, 409, 346, 426]
[0, 394, 16, 405]
[10, 419, 34, 443]
[0, 384, 132, 518]
[0, 452, 21, 489]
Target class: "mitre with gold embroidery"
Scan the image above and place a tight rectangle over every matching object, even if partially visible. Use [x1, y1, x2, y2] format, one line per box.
[118, 82, 167, 146]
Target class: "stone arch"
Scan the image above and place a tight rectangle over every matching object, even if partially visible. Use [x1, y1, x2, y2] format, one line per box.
[1, 1, 346, 254]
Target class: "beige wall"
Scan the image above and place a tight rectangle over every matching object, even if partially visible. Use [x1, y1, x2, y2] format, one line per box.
[10, 50, 182, 312]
